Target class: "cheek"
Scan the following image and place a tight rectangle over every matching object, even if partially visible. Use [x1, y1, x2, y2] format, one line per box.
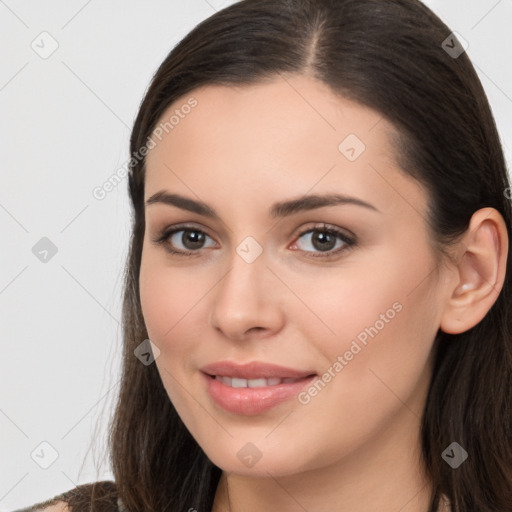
[139, 243, 197, 337]
[139, 271, 179, 342]
[296, 242, 437, 356]
[139, 248, 219, 379]
[139, 254, 201, 413]
[305, 245, 440, 419]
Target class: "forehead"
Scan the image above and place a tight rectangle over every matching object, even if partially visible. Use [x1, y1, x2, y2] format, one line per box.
[143, 75, 425, 216]
[146, 75, 394, 165]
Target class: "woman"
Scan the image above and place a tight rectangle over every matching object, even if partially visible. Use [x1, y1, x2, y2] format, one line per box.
[18, 0, 512, 510]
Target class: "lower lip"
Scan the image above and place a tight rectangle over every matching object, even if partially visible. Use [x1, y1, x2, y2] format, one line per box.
[202, 372, 316, 415]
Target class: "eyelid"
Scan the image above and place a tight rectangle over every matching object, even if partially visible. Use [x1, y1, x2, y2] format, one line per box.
[291, 222, 356, 242]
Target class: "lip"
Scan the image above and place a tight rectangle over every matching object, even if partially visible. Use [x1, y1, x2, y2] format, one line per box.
[200, 361, 317, 415]
[201, 361, 315, 380]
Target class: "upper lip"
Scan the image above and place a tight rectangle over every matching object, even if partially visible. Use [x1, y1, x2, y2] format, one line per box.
[201, 361, 316, 380]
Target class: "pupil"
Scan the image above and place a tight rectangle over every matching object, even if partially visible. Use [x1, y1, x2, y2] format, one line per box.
[313, 231, 335, 251]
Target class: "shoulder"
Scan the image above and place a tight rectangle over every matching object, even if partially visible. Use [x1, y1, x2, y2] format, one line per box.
[12, 481, 118, 512]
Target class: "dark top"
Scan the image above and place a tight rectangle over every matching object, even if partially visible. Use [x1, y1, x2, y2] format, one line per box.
[11, 481, 126, 512]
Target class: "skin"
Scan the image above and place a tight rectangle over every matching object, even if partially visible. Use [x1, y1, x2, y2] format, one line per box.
[139, 74, 508, 512]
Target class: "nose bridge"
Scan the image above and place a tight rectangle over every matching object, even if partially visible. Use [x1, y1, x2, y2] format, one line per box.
[209, 234, 283, 339]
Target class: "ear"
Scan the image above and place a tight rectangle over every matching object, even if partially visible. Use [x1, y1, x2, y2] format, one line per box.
[440, 207, 509, 334]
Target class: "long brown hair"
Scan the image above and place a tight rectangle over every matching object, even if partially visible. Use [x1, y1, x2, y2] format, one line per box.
[104, 1, 512, 510]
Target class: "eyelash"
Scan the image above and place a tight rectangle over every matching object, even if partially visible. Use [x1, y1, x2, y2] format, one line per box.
[152, 222, 357, 259]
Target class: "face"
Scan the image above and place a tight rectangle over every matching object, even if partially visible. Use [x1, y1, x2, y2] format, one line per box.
[139, 74, 451, 477]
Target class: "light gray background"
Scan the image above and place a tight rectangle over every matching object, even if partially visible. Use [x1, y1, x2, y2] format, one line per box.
[1, 0, 511, 509]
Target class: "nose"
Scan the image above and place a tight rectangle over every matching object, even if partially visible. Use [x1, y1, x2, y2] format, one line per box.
[209, 246, 285, 342]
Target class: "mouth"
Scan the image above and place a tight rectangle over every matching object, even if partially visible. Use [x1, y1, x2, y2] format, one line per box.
[200, 361, 317, 415]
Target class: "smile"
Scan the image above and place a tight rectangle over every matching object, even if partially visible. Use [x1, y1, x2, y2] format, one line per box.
[203, 372, 316, 415]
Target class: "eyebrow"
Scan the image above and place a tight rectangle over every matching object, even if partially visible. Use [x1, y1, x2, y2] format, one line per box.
[145, 191, 379, 219]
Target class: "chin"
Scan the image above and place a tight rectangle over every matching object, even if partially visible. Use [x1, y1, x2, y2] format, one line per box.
[202, 439, 317, 478]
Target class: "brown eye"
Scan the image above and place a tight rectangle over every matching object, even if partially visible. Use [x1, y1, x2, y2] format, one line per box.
[291, 224, 356, 258]
[153, 225, 216, 255]
[174, 230, 207, 251]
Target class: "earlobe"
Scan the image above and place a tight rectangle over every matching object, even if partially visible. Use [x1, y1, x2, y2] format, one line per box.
[440, 207, 508, 335]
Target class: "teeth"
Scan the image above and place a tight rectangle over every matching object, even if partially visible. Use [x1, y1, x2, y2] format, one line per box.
[214, 376, 300, 388]
[232, 377, 247, 388]
[248, 378, 267, 388]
